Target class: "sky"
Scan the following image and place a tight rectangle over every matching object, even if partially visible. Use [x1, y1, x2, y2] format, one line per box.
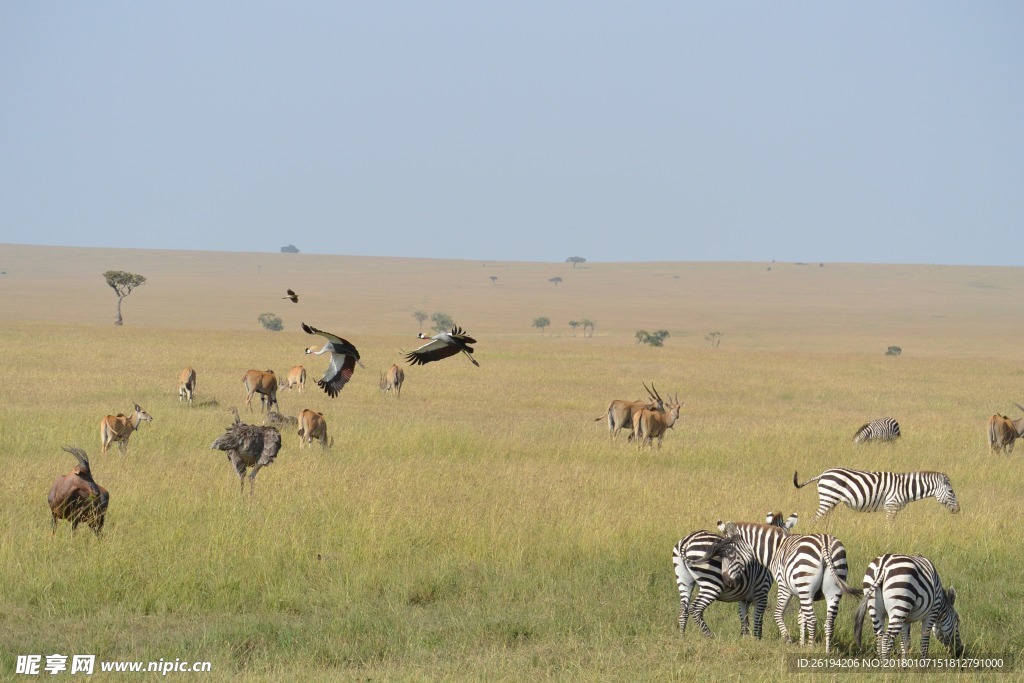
[1, 2, 1022, 265]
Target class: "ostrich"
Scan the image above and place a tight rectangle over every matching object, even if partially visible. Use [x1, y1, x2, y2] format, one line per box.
[406, 326, 480, 367]
[301, 322, 364, 397]
[211, 407, 282, 495]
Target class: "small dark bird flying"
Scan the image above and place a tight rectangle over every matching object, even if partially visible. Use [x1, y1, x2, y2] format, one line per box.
[406, 326, 480, 367]
[302, 322, 364, 397]
[283, 289, 299, 303]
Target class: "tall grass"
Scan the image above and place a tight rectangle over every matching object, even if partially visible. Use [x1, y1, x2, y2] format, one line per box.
[1, 247, 1022, 680]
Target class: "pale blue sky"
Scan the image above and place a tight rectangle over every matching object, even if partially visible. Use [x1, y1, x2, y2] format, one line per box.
[2, 2, 1021, 265]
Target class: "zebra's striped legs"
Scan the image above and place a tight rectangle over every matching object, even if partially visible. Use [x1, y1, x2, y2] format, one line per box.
[690, 593, 720, 637]
[824, 596, 842, 654]
[774, 587, 793, 642]
[883, 501, 904, 523]
[752, 594, 768, 639]
[918, 612, 939, 658]
[737, 602, 753, 634]
[798, 601, 817, 647]
[677, 591, 692, 636]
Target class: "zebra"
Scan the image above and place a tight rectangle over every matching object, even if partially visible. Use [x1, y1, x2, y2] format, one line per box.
[853, 417, 900, 443]
[672, 512, 798, 639]
[716, 519, 862, 653]
[793, 468, 960, 522]
[853, 554, 963, 659]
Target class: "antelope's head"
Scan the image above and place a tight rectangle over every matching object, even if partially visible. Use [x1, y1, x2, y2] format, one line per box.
[134, 404, 154, 423]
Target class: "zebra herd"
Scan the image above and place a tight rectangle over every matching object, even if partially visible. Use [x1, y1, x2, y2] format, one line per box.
[674, 458, 965, 658]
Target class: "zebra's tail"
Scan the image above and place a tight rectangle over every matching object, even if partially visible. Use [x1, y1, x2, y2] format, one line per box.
[822, 540, 863, 600]
[792, 471, 823, 489]
[852, 576, 882, 650]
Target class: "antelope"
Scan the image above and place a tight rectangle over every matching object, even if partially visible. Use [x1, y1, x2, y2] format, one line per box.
[48, 446, 109, 536]
[243, 369, 279, 412]
[987, 404, 1024, 453]
[302, 323, 364, 397]
[284, 365, 307, 393]
[595, 382, 664, 441]
[633, 391, 684, 449]
[178, 367, 197, 405]
[380, 364, 405, 398]
[298, 408, 330, 448]
[100, 404, 153, 454]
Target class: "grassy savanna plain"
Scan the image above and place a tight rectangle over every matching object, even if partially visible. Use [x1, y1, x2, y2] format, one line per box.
[0, 244, 1022, 681]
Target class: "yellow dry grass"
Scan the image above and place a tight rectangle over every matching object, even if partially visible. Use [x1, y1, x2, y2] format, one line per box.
[0, 244, 1022, 680]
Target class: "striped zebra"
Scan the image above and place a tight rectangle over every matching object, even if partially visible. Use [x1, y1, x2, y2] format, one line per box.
[672, 512, 798, 639]
[716, 519, 862, 653]
[853, 417, 900, 443]
[793, 468, 960, 522]
[853, 554, 963, 659]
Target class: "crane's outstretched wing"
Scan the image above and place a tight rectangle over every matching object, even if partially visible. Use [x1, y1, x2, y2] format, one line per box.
[318, 352, 358, 397]
[405, 337, 461, 366]
[284, 289, 299, 303]
[302, 323, 361, 359]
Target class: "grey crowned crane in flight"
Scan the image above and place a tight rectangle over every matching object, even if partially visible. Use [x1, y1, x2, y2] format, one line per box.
[302, 322, 364, 397]
[405, 326, 480, 367]
[283, 289, 299, 303]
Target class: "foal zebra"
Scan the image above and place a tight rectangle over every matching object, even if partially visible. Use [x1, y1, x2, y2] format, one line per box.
[854, 554, 963, 659]
[716, 519, 862, 653]
[672, 512, 798, 639]
[853, 417, 900, 443]
[793, 468, 960, 522]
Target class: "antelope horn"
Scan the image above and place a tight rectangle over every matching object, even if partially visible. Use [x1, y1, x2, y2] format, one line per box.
[649, 383, 664, 403]
[1014, 402, 1024, 414]
[62, 445, 90, 470]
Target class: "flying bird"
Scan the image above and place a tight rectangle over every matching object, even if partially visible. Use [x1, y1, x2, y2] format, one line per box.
[302, 322, 364, 397]
[283, 289, 299, 303]
[406, 326, 480, 367]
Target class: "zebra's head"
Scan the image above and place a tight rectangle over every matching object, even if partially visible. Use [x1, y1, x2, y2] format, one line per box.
[933, 586, 964, 657]
[936, 475, 960, 514]
[717, 522, 758, 588]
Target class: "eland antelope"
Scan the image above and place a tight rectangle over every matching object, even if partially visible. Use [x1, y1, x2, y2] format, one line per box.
[380, 364, 405, 398]
[298, 408, 329, 448]
[100, 404, 153, 454]
[633, 390, 684, 449]
[284, 365, 306, 393]
[987, 405, 1024, 453]
[302, 323, 364, 397]
[243, 369, 279, 412]
[595, 382, 664, 441]
[49, 446, 109, 536]
[406, 326, 480, 367]
[178, 367, 197, 405]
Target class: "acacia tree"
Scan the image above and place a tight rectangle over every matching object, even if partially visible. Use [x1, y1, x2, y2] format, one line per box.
[580, 318, 595, 337]
[413, 310, 428, 332]
[566, 256, 586, 269]
[532, 317, 550, 335]
[431, 312, 455, 333]
[549, 277, 563, 287]
[103, 270, 146, 326]
[568, 320, 580, 337]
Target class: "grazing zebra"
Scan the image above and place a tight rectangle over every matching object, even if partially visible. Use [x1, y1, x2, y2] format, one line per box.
[853, 417, 900, 443]
[716, 519, 862, 653]
[793, 468, 960, 522]
[854, 554, 963, 659]
[672, 512, 798, 639]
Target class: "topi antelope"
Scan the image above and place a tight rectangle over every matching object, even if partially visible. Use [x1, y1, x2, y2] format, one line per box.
[100, 404, 153, 454]
[211, 407, 282, 495]
[405, 326, 480, 367]
[284, 365, 306, 393]
[48, 446, 109, 536]
[633, 390, 684, 450]
[243, 369, 279, 412]
[380, 364, 405, 398]
[987, 404, 1024, 453]
[595, 382, 664, 441]
[298, 408, 330, 448]
[179, 367, 197, 405]
[302, 323, 364, 397]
